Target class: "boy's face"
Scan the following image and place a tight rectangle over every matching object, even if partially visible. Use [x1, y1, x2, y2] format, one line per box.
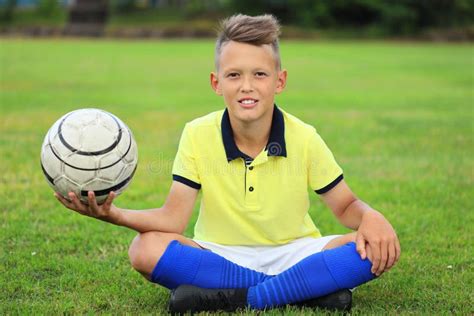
[210, 41, 287, 124]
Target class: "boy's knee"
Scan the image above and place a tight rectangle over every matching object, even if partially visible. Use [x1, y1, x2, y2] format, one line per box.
[322, 242, 376, 289]
[323, 232, 357, 250]
[128, 231, 183, 275]
[343, 232, 357, 244]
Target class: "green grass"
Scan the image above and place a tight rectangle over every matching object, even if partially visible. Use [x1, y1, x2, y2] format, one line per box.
[0, 39, 473, 314]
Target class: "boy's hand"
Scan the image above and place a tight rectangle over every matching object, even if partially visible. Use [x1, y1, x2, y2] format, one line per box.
[54, 191, 122, 225]
[356, 210, 400, 276]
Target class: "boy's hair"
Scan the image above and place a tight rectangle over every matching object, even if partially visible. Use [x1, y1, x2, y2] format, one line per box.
[215, 14, 281, 71]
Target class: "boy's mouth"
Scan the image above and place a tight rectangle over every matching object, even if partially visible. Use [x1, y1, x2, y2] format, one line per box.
[238, 98, 259, 109]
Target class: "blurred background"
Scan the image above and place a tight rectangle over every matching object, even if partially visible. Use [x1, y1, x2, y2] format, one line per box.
[1, 1, 473, 314]
[1, 0, 473, 40]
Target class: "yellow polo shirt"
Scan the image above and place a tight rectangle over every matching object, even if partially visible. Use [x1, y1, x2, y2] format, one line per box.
[172, 105, 343, 245]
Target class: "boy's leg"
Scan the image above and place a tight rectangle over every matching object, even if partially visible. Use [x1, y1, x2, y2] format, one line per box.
[295, 232, 356, 310]
[128, 231, 201, 280]
[322, 232, 357, 250]
[170, 240, 376, 313]
[128, 232, 270, 289]
[247, 241, 375, 309]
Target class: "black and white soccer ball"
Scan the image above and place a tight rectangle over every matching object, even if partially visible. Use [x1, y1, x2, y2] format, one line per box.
[40, 108, 138, 204]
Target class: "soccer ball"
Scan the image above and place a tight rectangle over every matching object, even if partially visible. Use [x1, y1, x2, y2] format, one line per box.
[40, 108, 138, 204]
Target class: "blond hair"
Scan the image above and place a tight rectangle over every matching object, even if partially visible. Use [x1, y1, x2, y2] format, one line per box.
[215, 14, 282, 71]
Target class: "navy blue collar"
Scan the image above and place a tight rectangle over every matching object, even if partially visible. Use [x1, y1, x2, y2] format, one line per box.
[221, 104, 287, 162]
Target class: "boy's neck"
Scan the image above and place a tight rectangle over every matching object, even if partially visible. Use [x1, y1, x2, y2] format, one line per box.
[228, 109, 274, 159]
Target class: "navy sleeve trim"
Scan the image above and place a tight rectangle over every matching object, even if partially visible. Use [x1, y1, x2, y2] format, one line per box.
[172, 174, 201, 190]
[315, 174, 344, 194]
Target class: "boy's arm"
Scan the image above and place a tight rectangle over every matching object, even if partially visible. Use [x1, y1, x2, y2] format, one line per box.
[55, 181, 198, 234]
[320, 179, 401, 276]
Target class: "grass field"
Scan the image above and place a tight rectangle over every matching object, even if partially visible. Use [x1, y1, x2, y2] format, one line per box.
[0, 39, 473, 314]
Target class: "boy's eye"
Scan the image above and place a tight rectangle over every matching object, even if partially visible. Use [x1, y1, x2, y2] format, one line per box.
[227, 73, 239, 78]
[255, 72, 267, 77]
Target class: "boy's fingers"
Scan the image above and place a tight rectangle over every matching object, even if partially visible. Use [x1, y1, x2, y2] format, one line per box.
[377, 241, 388, 276]
[103, 191, 115, 210]
[60, 194, 84, 215]
[395, 238, 401, 263]
[88, 191, 99, 214]
[366, 244, 373, 262]
[69, 192, 85, 212]
[55, 192, 74, 209]
[370, 241, 381, 274]
[356, 233, 366, 259]
[386, 242, 396, 271]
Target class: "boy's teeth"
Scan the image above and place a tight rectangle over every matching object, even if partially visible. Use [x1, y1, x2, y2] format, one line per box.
[242, 100, 256, 104]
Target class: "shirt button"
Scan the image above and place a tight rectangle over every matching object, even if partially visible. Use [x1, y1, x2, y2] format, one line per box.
[249, 186, 254, 192]
[248, 166, 254, 170]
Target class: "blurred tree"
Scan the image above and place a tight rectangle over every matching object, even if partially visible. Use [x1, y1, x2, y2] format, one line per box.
[229, 0, 286, 20]
[1, 0, 472, 36]
[227, 0, 474, 34]
[408, 0, 474, 27]
[111, 0, 136, 13]
[37, 0, 61, 17]
[65, 0, 108, 36]
[183, 0, 228, 18]
[0, 0, 16, 22]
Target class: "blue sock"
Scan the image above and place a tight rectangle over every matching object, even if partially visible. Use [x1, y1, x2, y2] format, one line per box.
[247, 242, 376, 309]
[150, 240, 271, 290]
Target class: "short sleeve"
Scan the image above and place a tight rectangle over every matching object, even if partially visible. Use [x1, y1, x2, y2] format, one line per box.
[172, 124, 201, 190]
[307, 129, 343, 194]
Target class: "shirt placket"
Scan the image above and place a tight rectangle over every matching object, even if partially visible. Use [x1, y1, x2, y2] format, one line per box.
[244, 151, 268, 208]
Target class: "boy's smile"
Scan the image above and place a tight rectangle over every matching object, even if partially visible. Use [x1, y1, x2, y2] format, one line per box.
[211, 41, 287, 124]
[238, 97, 259, 109]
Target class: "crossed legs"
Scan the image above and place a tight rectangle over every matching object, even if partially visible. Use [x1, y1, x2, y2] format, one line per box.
[128, 231, 357, 279]
[127, 232, 374, 310]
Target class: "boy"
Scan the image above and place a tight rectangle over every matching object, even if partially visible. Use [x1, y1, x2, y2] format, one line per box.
[55, 14, 400, 313]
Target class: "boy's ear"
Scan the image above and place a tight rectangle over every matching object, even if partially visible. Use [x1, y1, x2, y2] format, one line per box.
[210, 72, 222, 95]
[275, 69, 288, 94]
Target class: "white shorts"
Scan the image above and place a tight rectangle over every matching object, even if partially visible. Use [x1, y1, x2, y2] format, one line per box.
[194, 235, 341, 275]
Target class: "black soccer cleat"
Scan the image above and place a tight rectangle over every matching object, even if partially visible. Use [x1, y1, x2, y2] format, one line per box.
[169, 285, 248, 314]
[297, 289, 352, 312]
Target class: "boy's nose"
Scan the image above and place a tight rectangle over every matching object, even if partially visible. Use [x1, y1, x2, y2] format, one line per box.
[240, 78, 254, 93]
